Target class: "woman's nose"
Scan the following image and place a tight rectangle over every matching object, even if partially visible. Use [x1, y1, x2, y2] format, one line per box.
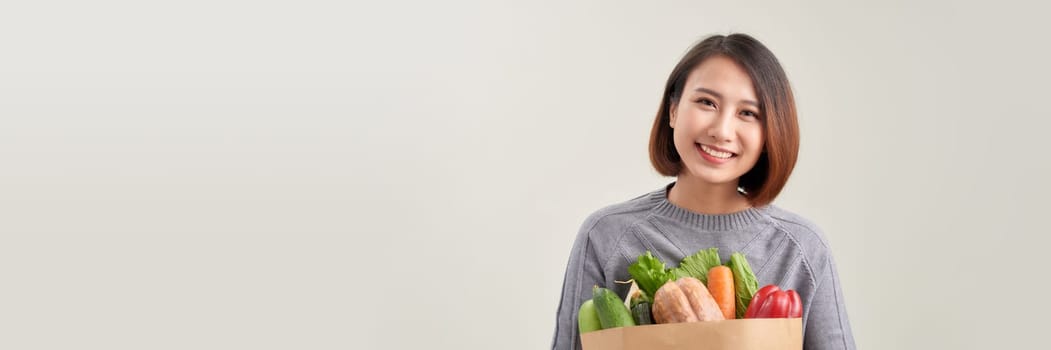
[707, 113, 735, 143]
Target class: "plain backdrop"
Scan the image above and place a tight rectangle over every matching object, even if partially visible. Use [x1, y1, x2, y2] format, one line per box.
[2, 1, 1049, 349]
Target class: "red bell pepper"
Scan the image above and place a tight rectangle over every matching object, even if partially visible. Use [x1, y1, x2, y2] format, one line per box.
[744, 284, 803, 319]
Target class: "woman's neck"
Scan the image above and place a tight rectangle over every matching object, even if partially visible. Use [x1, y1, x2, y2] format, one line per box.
[667, 176, 752, 215]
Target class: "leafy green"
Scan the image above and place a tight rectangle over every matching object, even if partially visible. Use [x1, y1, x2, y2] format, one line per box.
[726, 252, 759, 319]
[627, 251, 672, 302]
[669, 247, 722, 284]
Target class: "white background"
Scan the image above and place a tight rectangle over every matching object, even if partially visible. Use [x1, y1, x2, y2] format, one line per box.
[2, 1, 1049, 349]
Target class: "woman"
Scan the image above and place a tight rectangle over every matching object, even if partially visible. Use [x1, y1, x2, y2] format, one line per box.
[551, 33, 856, 350]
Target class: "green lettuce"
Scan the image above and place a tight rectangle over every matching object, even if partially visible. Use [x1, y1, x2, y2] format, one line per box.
[627, 251, 672, 302]
[726, 252, 759, 319]
[669, 247, 722, 284]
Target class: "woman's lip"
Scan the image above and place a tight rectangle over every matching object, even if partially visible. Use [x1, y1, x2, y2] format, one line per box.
[698, 143, 736, 154]
[696, 143, 732, 165]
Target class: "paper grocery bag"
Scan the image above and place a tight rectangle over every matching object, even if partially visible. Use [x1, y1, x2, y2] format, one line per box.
[580, 318, 802, 350]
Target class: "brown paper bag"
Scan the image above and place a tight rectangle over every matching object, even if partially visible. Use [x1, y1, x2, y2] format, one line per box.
[581, 318, 802, 350]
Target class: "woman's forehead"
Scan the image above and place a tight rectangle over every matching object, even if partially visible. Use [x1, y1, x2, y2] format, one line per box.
[685, 56, 758, 103]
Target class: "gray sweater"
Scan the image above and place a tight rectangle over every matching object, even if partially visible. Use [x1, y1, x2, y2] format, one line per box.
[551, 183, 856, 350]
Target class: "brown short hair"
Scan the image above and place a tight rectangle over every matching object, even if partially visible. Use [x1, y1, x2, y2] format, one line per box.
[648, 33, 800, 207]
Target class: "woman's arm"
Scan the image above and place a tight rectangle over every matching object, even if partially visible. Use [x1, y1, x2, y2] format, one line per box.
[803, 255, 856, 350]
[551, 222, 606, 350]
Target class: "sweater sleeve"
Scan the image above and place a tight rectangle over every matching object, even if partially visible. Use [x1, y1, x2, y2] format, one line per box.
[551, 219, 606, 350]
[803, 255, 856, 350]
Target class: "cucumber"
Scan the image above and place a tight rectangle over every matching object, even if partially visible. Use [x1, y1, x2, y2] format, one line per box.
[631, 301, 653, 325]
[577, 299, 602, 334]
[592, 286, 636, 329]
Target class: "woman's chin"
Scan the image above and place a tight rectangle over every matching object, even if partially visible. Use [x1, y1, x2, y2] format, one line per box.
[681, 167, 741, 186]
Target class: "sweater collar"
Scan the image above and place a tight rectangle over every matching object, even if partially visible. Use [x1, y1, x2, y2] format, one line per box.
[649, 182, 766, 231]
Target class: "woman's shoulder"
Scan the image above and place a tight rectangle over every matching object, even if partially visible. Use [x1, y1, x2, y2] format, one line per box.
[576, 186, 666, 237]
[758, 205, 848, 284]
[759, 205, 835, 255]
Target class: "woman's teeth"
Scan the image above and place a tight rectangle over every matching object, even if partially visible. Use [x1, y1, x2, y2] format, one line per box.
[700, 144, 733, 159]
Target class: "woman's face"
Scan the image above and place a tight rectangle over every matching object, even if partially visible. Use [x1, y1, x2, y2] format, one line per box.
[670, 55, 765, 186]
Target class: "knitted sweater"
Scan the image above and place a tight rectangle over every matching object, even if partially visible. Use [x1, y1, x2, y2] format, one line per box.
[551, 183, 856, 350]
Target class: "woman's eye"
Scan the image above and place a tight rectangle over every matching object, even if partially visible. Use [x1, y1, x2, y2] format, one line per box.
[741, 110, 760, 118]
[695, 98, 716, 107]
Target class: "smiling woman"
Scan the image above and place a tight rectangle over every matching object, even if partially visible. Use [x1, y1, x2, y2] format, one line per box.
[650, 37, 799, 212]
[552, 34, 856, 350]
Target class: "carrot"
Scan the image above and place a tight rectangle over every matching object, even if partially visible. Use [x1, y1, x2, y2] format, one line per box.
[707, 265, 736, 319]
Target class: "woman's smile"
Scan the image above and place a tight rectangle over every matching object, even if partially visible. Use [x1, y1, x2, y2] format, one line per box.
[696, 143, 737, 164]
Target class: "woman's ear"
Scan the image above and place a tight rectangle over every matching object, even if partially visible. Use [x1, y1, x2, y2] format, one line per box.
[668, 101, 678, 128]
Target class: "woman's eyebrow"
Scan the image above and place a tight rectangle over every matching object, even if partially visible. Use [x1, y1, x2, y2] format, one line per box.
[693, 87, 759, 107]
